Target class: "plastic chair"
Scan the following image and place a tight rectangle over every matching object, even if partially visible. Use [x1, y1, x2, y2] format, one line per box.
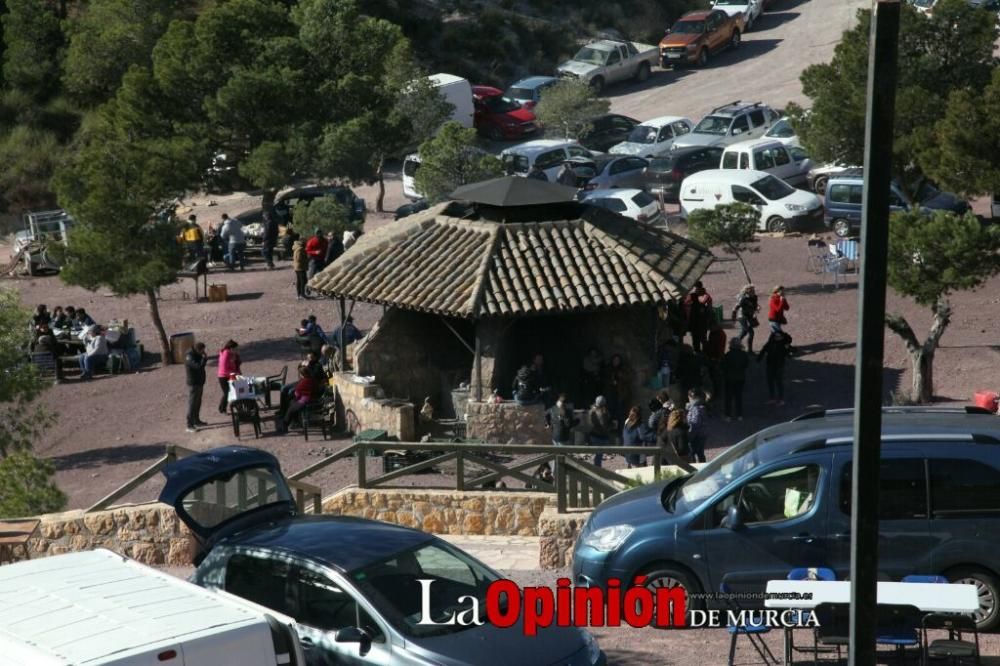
[902, 575, 948, 584]
[812, 602, 850, 664]
[921, 613, 980, 665]
[262, 365, 288, 409]
[786, 568, 837, 659]
[720, 582, 777, 665]
[836, 239, 860, 275]
[230, 398, 262, 439]
[876, 604, 923, 662]
[806, 238, 829, 273]
[299, 396, 335, 441]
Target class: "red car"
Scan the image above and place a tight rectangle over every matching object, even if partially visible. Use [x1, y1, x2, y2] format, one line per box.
[472, 85, 539, 141]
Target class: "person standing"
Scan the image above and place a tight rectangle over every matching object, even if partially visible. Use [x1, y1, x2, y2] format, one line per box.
[545, 394, 577, 446]
[261, 212, 279, 269]
[768, 285, 790, 333]
[217, 339, 241, 414]
[721, 338, 750, 421]
[325, 231, 345, 267]
[683, 281, 714, 352]
[185, 342, 208, 432]
[622, 406, 645, 468]
[292, 238, 309, 300]
[588, 396, 613, 468]
[660, 400, 695, 471]
[178, 215, 204, 261]
[556, 161, 577, 187]
[686, 388, 708, 463]
[758, 329, 793, 406]
[305, 228, 328, 280]
[220, 213, 246, 271]
[731, 284, 760, 352]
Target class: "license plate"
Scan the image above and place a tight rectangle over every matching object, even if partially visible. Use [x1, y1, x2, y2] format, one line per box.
[665, 53, 681, 59]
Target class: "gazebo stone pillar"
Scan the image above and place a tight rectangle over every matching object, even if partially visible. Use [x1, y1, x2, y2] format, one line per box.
[472, 318, 505, 401]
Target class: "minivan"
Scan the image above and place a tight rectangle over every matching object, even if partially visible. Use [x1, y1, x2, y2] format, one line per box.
[679, 169, 823, 232]
[824, 171, 972, 238]
[719, 138, 813, 187]
[571, 407, 1000, 630]
[500, 139, 594, 180]
[642, 146, 724, 202]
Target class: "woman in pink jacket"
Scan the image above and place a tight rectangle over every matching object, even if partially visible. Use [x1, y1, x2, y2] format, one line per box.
[217, 339, 242, 413]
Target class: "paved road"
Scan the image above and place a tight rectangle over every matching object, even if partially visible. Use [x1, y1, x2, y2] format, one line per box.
[603, 0, 867, 123]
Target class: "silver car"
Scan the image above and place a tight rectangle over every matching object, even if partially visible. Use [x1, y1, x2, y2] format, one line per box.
[579, 155, 650, 192]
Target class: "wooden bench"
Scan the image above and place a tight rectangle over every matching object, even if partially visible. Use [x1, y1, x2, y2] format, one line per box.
[0, 519, 40, 565]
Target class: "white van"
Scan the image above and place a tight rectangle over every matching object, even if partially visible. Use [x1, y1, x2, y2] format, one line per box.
[719, 138, 814, 186]
[0, 549, 304, 666]
[679, 169, 823, 232]
[428, 73, 474, 129]
[500, 139, 593, 180]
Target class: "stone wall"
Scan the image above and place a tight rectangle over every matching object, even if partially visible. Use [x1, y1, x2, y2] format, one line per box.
[329, 372, 416, 440]
[26, 502, 193, 566]
[465, 400, 551, 444]
[323, 487, 555, 536]
[538, 507, 592, 569]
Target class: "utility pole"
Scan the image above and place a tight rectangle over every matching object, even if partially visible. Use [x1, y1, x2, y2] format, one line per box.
[850, 1, 900, 663]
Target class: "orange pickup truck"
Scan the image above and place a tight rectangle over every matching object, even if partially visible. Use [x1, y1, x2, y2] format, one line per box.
[659, 9, 743, 68]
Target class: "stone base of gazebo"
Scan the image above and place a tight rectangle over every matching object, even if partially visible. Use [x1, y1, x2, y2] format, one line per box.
[465, 401, 550, 444]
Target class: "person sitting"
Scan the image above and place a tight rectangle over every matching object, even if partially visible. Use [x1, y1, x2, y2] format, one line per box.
[275, 366, 318, 433]
[302, 315, 330, 345]
[330, 316, 363, 348]
[73, 308, 95, 331]
[64, 306, 77, 326]
[32, 304, 51, 330]
[512, 364, 540, 405]
[31, 330, 64, 381]
[77, 325, 108, 380]
[278, 352, 325, 417]
[50, 306, 69, 330]
[319, 344, 339, 375]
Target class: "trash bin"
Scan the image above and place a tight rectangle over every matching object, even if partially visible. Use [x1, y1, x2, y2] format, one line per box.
[169, 332, 195, 364]
[714, 305, 724, 324]
[973, 390, 999, 413]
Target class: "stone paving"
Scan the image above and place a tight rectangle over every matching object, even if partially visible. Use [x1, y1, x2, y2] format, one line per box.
[440, 534, 540, 571]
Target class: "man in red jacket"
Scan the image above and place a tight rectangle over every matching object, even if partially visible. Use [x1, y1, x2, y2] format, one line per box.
[305, 228, 329, 279]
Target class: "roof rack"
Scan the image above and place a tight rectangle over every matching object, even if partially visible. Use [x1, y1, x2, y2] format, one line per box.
[792, 406, 993, 422]
[711, 100, 742, 114]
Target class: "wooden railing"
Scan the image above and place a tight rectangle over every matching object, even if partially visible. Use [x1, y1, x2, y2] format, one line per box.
[87, 444, 323, 514]
[288, 441, 667, 513]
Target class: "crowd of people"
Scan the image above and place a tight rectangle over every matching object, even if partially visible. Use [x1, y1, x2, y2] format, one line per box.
[27, 304, 118, 381]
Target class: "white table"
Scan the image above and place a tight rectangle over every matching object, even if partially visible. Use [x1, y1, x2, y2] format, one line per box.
[765, 580, 979, 665]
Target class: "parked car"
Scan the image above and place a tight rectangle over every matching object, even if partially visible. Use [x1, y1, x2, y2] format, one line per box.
[0, 549, 305, 666]
[504, 76, 560, 110]
[577, 113, 640, 153]
[394, 198, 430, 220]
[679, 169, 824, 232]
[572, 407, 1000, 631]
[424, 73, 475, 129]
[160, 447, 606, 666]
[577, 155, 650, 191]
[581, 188, 665, 226]
[719, 138, 814, 187]
[556, 38, 659, 93]
[12, 209, 74, 275]
[402, 153, 423, 200]
[236, 186, 366, 229]
[763, 117, 800, 146]
[608, 116, 695, 158]
[472, 85, 539, 141]
[910, 0, 937, 15]
[806, 162, 857, 195]
[659, 9, 742, 68]
[642, 146, 724, 202]
[824, 170, 971, 237]
[672, 101, 779, 149]
[500, 139, 594, 180]
[712, 0, 763, 30]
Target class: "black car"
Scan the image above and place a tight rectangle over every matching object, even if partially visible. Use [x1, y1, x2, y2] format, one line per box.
[237, 185, 367, 228]
[394, 198, 430, 220]
[641, 146, 723, 202]
[160, 447, 605, 666]
[578, 114, 640, 153]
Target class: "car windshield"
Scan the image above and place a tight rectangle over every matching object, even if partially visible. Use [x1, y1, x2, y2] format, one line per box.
[482, 95, 521, 113]
[574, 46, 610, 65]
[751, 175, 796, 200]
[669, 435, 762, 512]
[631, 191, 655, 207]
[693, 115, 730, 135]
[671, 20, 706, 34]
[506, 87, 532, 101]
[351, 540, 501, 638]
[912, 0, 934, 6]
[626, 126, 660, 144]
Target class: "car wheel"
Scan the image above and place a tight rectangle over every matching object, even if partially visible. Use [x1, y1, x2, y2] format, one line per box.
[767, 216, 789, 233]
[590, 76, 605, 94]
[635, 62, 651, 82]
[487, 126, 505, 142]
[832, 218, 852, 238]
[697, 48, 709, 67]
[730, 31, 741, 50]
[947, 566, 1000, 631]
[634, 563, 704, 619]
[813, 175, 829, 195]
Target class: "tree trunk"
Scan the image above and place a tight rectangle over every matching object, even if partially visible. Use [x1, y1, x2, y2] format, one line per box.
[885, 298, 952, 404]
[375, 157, 386, 214]
[730, 245, 753, 284]
[146, 289, 173, 366]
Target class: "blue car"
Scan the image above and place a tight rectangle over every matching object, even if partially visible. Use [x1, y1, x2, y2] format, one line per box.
[505, 76, 560, 110]
[161, 447, 605, 666]
[572, 407, 1000, 630]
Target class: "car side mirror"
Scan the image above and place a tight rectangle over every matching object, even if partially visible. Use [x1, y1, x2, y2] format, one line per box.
[732, 128, 743, 136]
[721, 505, 744, 530]
[335, 627, 369, 644]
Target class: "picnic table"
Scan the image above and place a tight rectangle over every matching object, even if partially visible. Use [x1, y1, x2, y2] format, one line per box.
[0, 519, 40, 565]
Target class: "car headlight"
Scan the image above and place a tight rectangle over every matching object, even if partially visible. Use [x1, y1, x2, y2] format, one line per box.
[582, 524, 634, 552]
[579, 628, 602, 664]
[785, 203, 806, 212]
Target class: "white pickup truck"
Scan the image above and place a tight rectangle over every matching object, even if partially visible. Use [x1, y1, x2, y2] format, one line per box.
[556, 38, 659, 93]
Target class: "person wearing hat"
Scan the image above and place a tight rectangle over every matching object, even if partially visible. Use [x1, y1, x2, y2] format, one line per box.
[185, 342, 208, 433]
[721, 337, 750, 421]
[77, 324, 108, 380]
[305, 227, 329, 280]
